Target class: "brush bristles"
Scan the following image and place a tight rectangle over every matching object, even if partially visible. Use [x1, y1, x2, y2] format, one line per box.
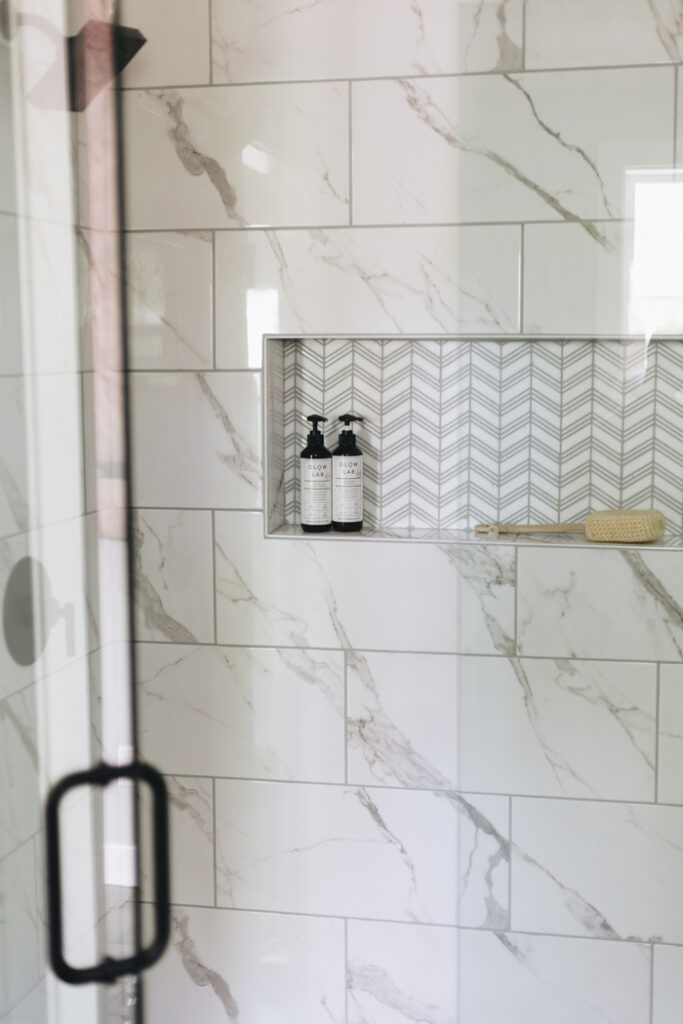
[585, 509, 665, 543]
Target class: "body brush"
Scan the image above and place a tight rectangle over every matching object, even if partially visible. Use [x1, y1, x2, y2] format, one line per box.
[475, 509, 665, 543]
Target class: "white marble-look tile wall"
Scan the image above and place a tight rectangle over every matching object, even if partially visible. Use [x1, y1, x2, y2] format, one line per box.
[126, 232, 214, 370]
[124, 2, 683, 1023]
[211, 0, 524, 82]
[352, 70, 673, 227]
[123, 83, 350, 230]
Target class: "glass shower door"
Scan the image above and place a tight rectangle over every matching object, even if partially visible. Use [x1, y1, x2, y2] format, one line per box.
[0, 2, 167, 1021]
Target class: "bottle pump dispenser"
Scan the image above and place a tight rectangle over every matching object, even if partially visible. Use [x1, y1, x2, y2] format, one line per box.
[332, 414, 364, 532]
[300, 414, 332, 532]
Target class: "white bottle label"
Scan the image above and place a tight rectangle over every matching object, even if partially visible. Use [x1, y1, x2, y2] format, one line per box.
[301, 459, 332, 525]
[333, 455, 363, 523]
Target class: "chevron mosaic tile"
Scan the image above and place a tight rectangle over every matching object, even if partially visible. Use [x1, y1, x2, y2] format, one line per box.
[277, 338, 683, 533]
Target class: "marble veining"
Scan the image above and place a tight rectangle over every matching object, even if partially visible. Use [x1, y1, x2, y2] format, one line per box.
[352, 69, 672, 229]
[511, 800, 683, 942]
[124, 84, 349, 229]
[398, 78, 612, 251]
[347, 920, 457, 1024]
[173, 910, 241, 1021]
[347, 650, 454, 789]
[215, 779, 459, 923]
[526, 0, 683, 68]
[211, 0, 523, 83]
[131, 373, 262, 508]
[125, 231, 213, 370]
[440, 545, 516, 655]
[194, 374, 260, 492]
[133, 520, 196, 643]
[507, 657, 654, 794]
[133, 511, 214, 643]
[138, 643, 345, 782]
[348, 960, 452, 1024]
[167, 776, 214, 846]
[620, 550, 683, 659]
[157, 91, 242, 225]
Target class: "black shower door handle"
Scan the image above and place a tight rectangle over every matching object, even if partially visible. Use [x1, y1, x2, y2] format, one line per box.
[46, 760, 171, 985]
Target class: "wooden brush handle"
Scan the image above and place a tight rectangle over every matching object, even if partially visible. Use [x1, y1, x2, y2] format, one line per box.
[474, 522, 586, 535]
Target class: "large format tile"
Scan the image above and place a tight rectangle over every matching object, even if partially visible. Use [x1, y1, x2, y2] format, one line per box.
[653, 945, 683, 1024]
[456, 657, 656, 800]
[352, 70, 673, 226]
[215, 780, 458, 923]
[0, 841, 40, 1019]
[130, 373, 261, 509]
[120, 0, 211, 88]
[0, 372, 84, 535]
[124, 84, 349, 229]
[526, 0, 683, 68]
[0, 687, 38, 865]
[511, 798, 683, 942]
[133, 509, 214, 643]
[145, 907, 345, 1024]
[141, 776, 214, 908]
[523, 222, 627, 335]
[348, 650, 656, 800]
[215, 512, 516, 653]
[138, 644, 345, 782]
[458, 930, 650, 1024]
[347, 919, 457, 1024]
[214, 226, 520, 368]
[211, 0, 523, 83]
[0, 215, 23, 375]
[126, 232, 213, 370]
[657, 664, 683, 803]
[347, 651, 458, 789]
[0, 378, 28, 538]
[518, 547, 683, 661]
[456, 792, 509, 929]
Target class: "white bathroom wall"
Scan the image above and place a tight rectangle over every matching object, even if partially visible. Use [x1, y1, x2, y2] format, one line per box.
[121, 2, 683, 1021]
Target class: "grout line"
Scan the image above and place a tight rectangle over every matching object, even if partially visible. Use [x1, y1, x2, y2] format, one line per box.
[122, 217, 632, 234]
[117, 60, 682, 91]
[211, 510, 218, 644]
[212, 776, 218, 907]
[138, 899, 683, 946]
[508, 796, 513, 929]
[518, 222, 525, 334]
[513, 547, 519, 652]
[153, 770, 681, 807]
[655, 664, 661, 803]
[211, 229, 217, 369]
[344, 918, 349, 1024]
[348, 81, 353, 226]
[674, 65, 679, 165]
[650, 942, 655, 1024]
[344, 650, 349, 785]
[136, 637, 678, 667]
[208, 0, 214, 86]
[127, 368, 261, 375]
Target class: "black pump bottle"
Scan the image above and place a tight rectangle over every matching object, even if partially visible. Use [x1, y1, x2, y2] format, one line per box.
[332, 414, 364, 532]
[300, 414, 332, 532]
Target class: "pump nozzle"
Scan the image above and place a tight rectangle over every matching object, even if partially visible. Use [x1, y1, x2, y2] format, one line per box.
[306, 414, 327, 432]
[339, 414, 364, 429]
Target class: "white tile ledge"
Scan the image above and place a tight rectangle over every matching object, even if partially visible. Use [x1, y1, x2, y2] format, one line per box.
[268, 525, 683, 549]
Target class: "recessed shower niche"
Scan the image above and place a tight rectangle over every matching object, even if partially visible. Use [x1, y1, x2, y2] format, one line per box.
[264, 336, 683, 541]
